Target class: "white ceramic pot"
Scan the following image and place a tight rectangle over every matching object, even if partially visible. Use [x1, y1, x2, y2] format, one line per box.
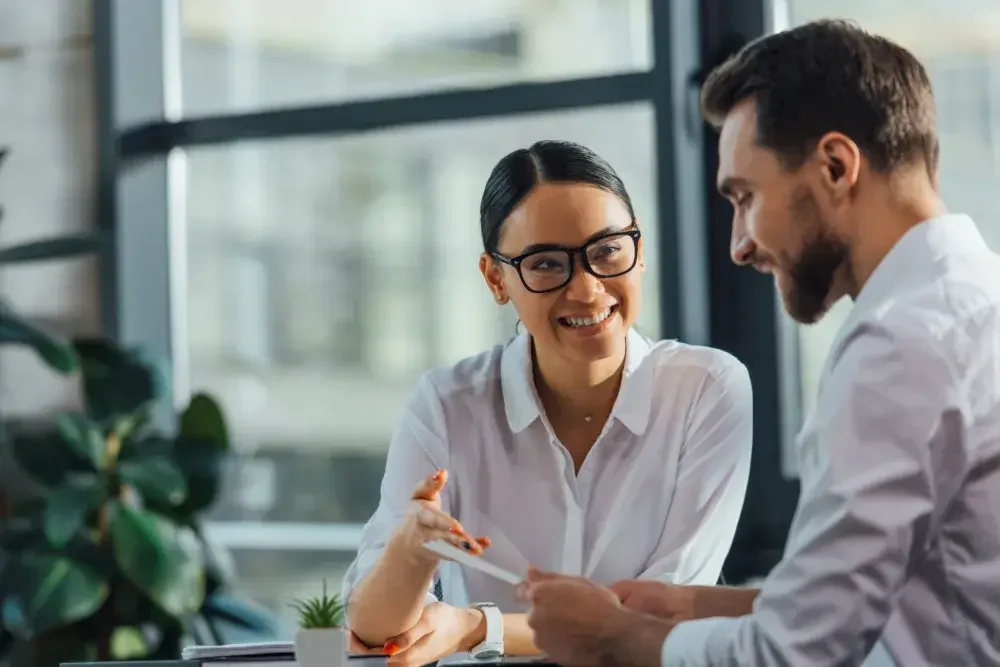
[295, 627, 348, 667]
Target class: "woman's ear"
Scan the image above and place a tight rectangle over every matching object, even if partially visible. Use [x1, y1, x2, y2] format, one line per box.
[635, 228, 645, 272]
[479, 253, 508, 304]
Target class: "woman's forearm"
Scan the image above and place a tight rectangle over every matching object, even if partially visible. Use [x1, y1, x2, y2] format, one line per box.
[347, 533, 438, 646]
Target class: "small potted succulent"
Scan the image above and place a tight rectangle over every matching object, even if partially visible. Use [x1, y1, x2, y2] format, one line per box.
[291, 580, 347, 667]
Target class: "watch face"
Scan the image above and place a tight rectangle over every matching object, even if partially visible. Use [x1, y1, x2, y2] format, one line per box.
[475, 649, 502, 661]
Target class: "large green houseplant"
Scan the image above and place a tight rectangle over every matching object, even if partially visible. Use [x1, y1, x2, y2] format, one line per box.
[0, 146, 278, 665]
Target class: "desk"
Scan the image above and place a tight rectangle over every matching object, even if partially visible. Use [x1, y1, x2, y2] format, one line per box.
[66, 660, 559, 667]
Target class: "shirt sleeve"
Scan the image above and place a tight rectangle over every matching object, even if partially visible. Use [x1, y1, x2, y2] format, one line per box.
[638, 357, 753, 585]
[340, 373, 450, 606]
[661, 322, 963, 666]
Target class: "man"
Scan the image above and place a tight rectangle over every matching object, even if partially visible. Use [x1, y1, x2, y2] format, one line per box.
[519, 19, 1000, 667]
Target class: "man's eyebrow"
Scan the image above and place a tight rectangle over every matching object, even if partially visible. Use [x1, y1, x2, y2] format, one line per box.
[517, 225, 628, 255]
[717, 176, 752, 198]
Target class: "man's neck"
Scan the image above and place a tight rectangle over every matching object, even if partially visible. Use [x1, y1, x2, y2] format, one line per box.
[845, 178, 946, 299]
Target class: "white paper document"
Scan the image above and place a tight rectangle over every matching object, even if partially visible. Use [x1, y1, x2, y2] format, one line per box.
[423, 539, 524, 586]
[182, 641, 295, 661]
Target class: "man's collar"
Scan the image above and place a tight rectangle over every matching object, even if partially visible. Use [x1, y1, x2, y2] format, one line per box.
[500, 329, 654, 435]
[850, 213, 987, 320]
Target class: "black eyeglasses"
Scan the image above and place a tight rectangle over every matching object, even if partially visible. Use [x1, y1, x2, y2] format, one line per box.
[492, 228, 641, 294]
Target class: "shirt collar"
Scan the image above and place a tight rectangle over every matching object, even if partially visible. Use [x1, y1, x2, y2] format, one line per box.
[822, 214, 987, 380]
[850, 213, 987, 320]
[500, 329, 654, 436]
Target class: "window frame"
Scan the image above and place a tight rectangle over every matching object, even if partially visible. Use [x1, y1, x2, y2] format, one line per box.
[93, 0, 794, 582]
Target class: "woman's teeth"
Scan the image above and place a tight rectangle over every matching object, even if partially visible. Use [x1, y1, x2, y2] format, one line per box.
[564, 307, 613, 328]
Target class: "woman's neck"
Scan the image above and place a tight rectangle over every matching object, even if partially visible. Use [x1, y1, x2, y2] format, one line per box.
[531, 340, 627, 423]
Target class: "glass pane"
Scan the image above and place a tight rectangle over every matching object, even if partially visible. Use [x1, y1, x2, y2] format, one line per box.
[784, 1, 1000, 419]
[182, 104, 658, 618]
[178, 0, 652, 116]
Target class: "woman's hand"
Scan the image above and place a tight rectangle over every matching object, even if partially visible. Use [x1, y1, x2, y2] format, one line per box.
[391, 469, 491, 564]
[381, 602, 486, 667]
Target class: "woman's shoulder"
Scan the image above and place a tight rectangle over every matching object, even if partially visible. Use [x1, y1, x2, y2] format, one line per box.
[410, 339, 512, 408]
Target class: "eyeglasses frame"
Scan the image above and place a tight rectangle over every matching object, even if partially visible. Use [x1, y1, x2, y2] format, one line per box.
[490, 227, 642, 294]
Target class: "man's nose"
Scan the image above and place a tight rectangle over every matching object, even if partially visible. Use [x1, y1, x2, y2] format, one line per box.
[730, 220, 755, 266]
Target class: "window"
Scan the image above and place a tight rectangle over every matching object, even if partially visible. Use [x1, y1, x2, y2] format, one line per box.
[183, 104, 658, 623]
[784, 0, 1000, 418]
[179, 0, 652, 115]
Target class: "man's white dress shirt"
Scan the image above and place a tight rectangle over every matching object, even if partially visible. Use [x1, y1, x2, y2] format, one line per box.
[343, 329, 752, 616]
[662, 214, 1000, 666]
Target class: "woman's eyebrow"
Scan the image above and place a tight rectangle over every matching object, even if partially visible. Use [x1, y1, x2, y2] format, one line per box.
[517, 225, 626, 255]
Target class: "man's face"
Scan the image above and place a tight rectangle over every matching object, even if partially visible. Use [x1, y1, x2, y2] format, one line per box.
[716, 100, 851, 324]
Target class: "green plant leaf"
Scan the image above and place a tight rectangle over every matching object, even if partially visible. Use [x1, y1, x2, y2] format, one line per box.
[55, 413, 105, 470]
[172, 436, 225, 515]
[0, 233, 104, 264]
[290, 579, 344, 628]
[110, 626, 148, 660]
[42, 473, 102, 548]
[0, 300, 77, 374]
[0, 551, 108, 639]
[108, 502, 205, 617]
[110, 410, 149, 443]
[72, 338, 167, 425]
[119, 456, 187, 507]
[0, 626, 14, 660]
[9, 424, 94, 488]
[179, 393, 230, 449]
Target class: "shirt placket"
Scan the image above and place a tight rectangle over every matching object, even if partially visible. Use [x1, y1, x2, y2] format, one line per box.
[550, 433, 584, 576]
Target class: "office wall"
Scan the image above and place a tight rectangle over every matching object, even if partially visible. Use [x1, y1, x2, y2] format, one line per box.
[0, 0, 99, 509]
[0, 0, 99, 417]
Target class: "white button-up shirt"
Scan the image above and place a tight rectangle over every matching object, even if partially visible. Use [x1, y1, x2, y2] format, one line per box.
[663, 214, 1000, 666]
[343, 329, 753, 617]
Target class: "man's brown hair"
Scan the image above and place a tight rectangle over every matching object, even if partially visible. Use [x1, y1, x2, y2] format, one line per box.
[701, 19, 939, 175]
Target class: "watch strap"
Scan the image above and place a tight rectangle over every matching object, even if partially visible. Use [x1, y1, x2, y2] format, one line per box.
[469, 602, 503, 658]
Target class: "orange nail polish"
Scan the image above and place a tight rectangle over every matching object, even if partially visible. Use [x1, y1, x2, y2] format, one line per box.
[449, 525, 463, 535]
[384, 641, 399, 656]
[432, 469, 444, 480]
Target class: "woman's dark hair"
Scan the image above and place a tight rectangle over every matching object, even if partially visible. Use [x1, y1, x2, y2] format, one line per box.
[479, 140, 636, 253]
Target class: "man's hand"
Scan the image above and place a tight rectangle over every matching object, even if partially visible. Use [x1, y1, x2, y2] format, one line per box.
[518, 568, 632, 667]
[609, 580, 697, 622]
[379, 602, 486, 667]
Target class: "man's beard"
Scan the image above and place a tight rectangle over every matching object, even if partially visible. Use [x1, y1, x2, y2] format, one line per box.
[783, 188, 850, 324]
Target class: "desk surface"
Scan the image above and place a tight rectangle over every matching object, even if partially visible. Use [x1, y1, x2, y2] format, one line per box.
[66, 660, 560, 667]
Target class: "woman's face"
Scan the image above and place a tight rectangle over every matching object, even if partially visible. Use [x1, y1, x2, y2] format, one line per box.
[479, 183, 643, 364]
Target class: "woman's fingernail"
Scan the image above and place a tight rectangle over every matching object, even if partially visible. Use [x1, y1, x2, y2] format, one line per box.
[449, 525, 463, 535]
[384, 641, 399, 655]
[432, 469, 444, 481]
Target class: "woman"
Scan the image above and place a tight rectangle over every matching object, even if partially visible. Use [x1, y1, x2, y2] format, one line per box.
[342, 140, 753, 666]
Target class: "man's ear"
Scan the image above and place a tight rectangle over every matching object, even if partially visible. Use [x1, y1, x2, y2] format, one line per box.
[479, 253, 508, 304]
[815, 132, 861, 201]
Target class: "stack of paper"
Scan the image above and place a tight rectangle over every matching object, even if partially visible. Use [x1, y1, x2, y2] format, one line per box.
[182, 641, 295, 664]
